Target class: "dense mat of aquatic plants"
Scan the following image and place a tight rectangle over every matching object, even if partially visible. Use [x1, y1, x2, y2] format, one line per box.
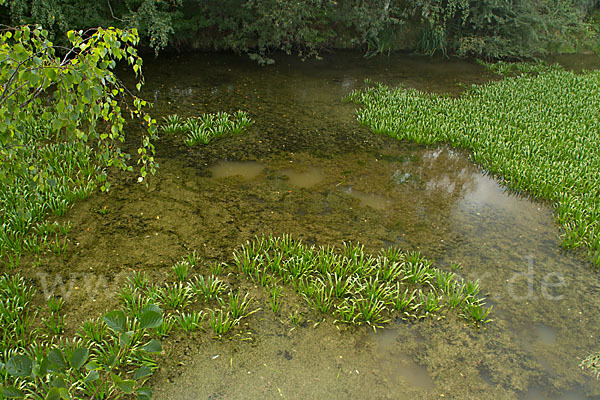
[233, 235, 491, 329]
[0, 238, 492, 397]
[0, 273, 162, 399]
[344, 68, 600, 266]
[0, 253, 258, 399]
[160, 111, 254, 147]
[0, 116, 98, 269]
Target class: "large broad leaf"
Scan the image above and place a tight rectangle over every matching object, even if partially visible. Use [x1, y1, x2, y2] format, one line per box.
[137, 387, 152, 400]
[45, 387, 60, 400]
[139, 309, 162, 329]
[141, 339, 161, 353]
[69, 348, 89, 370]
[44, 387, 69, 400]
[2, 386, 25, 398]
[51, 377, 67, 388]
[111, 374, 135, 394]
[33, 356, 49, 377]
[119, 331, 133, 348]
[104, 310, 127, 333]
[48, 349, 67, 371]
[141, 303, 162, 314]
[133, 365, 152, 380]
[85, 361, 100, 371]
[84, 370, 100, 383]
[6, 355, 32, 378]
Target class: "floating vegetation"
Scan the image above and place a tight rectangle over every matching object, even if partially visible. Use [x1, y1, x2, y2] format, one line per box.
[478, 60, 564, 77]
[268, 286, 283, 314]
[232, 235, 491, 330]
[172, 260, 191, 282]
[209, 309, 237, 337]
[158, 282, 194, 310]
[160, 114, 184, 134]
[159, 111, 254, 147]
[344, 68, 600, 267]
[0, 274, 36, 351]
[0, 236, 490, 398]
[224, 290, 254, 320]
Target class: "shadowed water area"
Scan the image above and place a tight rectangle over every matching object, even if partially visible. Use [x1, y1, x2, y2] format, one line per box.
[59, 52, 600, 399]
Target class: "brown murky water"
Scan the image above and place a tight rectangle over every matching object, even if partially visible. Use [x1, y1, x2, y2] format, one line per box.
[44, 52, 600, 399]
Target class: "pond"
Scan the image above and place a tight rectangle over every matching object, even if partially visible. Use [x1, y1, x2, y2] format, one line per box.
[62, 52, 600, 399]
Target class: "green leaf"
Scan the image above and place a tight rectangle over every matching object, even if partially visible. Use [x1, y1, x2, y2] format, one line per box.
[139, 310, 162, 329]
[84, 370, 100, 383]
[104, 310, 127, 333]
[69, 348, 89, 370]
[45, 387, 61, 400]
[60, 388, 70, 400]
[112, 374, 135, 394]
[137, 387, 152, 400]
[6, 355, 32, 378]
[52, 376, 67, 388]
[27, 72, 39, 86]
[48, 349, 67, 371]
[85, 361, 100, 371]
[33, 356, 49, 377]
[133, 365, 152, 380]
[2, 386, 25, 398]
[43, 68, 57, 81]
[120, 331, 133, 347]
[141, 303, 162, 314]
[141, 339, 162, 353]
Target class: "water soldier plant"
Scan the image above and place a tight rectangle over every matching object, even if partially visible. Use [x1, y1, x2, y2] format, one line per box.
[0, 237, 491, 398]
[232, 235, 491, 330]
[0, 252, 265, 399]
[0, 274, 163, 399]
[344, 66, 600, 267]
[159, 111, 254, 147]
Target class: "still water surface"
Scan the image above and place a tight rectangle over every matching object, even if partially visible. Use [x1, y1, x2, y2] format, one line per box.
[126, 52, 600, 399]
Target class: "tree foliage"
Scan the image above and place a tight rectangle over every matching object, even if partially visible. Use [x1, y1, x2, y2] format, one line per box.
[0, 1, 597, 59]
[0, 24, 157, 187]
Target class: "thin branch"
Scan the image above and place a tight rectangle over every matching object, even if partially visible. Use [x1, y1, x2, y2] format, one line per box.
[107, 0, 125, 22]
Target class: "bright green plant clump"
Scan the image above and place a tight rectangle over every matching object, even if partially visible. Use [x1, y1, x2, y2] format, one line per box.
[159, 111, 254, 147]
[345, 68, 600, 266]
[233, 235, 491, 330]
[0, 274, 163, 399]
[0, 25, 158, 267]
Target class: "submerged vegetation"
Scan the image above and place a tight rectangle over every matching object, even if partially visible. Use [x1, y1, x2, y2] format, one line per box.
[0, 274, 163, 399]
[233, 235, 491, 330]
[345, 67, 600, 267]
[0, 252, 258, 398]
[159, 111, 254, 147]
[0, 235, 492, 397]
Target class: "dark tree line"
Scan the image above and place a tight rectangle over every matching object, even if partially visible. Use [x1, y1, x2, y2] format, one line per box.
[1, 0, 598, 61]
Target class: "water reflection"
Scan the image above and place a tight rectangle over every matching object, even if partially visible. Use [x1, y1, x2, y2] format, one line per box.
[130, 52, 600, 399]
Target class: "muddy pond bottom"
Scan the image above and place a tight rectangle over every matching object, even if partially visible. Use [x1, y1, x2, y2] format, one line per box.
[119, 52, 600, 399]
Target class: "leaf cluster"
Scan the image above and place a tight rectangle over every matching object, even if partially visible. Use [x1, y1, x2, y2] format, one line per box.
[0, 274, 163, 399]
